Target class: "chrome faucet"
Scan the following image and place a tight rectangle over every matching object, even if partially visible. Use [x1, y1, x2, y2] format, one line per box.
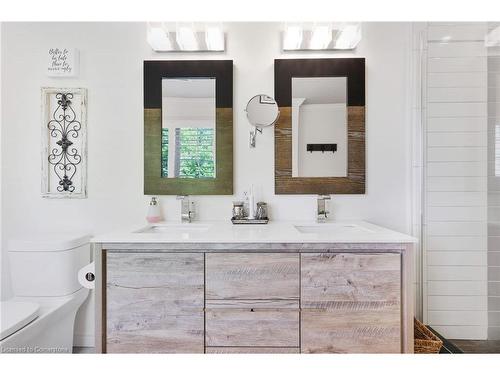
[316, 195, 331, 223]
[177, 195, 195, 223]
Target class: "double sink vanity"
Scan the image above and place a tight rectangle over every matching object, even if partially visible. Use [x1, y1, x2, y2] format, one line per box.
[92, 57, 415, 354]
[92, 221, 416, 354]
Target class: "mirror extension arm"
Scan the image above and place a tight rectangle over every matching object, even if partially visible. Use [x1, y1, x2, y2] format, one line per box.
[249, 126, 263, 148]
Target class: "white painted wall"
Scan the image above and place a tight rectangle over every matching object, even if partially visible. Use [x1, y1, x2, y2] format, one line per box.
[1, 22, 413, 346]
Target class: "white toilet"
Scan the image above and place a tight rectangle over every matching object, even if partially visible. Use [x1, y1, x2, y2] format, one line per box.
[0, 234, 91, 353]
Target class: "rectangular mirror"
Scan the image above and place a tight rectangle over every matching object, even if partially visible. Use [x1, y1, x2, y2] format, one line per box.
[144, 60, 233, 195]
[292, 77, 348, 178]
[161, 78, 216, 179]
[275, 58, 365, 195]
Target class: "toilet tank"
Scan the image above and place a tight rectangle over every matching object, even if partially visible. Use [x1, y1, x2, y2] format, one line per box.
[8, 234, 91, 297]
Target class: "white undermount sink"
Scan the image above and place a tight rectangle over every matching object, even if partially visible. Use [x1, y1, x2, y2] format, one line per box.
[136, 223, 211, 234]
[293, 222, 376, 235]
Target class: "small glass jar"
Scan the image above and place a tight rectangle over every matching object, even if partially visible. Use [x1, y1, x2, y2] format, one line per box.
[232, 201, 245, 219]
[256, 202, 268, 220]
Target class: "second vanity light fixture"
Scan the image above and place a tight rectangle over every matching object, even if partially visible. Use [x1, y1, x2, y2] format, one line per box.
[282, 22, 362, 51]
[147, 22, 225, 52]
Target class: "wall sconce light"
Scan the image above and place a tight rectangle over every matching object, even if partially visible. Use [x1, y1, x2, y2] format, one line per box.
[282, 22, 362, 51]
[146, 22, 225, 52]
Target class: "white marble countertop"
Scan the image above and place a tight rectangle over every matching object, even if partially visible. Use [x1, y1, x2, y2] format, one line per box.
[92, 220, 417, 244]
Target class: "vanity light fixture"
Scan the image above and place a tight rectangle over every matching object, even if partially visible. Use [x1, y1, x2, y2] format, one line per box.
[205, 24, 225, 51]
[176, 24, 199, 51]
[334, 24, 362, 50]
[283, 25, 303, 50]
[146, 22, 225, 52]
[282, 22, 362, 51]
[147, 24, 173, 51]
[310, 24, 332, 49]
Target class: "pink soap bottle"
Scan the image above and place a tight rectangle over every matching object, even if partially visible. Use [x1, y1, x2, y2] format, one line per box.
[146, 197, 162, 223]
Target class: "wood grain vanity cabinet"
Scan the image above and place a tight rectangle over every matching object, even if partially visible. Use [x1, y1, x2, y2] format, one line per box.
[95, 244, 413, 354]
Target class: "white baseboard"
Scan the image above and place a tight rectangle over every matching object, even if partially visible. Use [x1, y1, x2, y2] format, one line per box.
[74, 333, 94, 347]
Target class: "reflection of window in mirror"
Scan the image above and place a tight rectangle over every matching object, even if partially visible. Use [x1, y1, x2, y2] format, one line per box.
[161, 77, 216, 179]
[291, 76, 348, 178]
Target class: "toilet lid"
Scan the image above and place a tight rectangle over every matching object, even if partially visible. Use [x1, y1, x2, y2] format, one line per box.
[0, 300, 39, 340]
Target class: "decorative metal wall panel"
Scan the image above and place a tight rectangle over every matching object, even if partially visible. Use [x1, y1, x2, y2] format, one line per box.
[41, 87, 87, 198]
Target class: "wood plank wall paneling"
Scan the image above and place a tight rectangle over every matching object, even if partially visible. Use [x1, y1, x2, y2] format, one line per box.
[424, 22, 489, 340]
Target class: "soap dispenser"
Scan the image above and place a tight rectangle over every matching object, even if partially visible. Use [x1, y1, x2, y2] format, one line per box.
[146, 197, 162, 223]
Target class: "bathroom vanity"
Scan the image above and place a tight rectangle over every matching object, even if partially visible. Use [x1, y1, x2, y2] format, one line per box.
[92, 221, 416, 354]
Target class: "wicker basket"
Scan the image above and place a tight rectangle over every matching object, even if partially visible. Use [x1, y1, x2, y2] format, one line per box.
[414, 318, 443, 354]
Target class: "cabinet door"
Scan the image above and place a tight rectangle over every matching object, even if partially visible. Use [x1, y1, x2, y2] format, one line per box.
[301, 253, 401, 353]
[106, 253, 204, 353]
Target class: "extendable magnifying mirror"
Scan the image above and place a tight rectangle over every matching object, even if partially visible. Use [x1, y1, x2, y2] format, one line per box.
[245, 94, 280, 148]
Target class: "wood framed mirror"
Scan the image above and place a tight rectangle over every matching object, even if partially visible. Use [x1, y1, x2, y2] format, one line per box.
[144, 60, 233, 195]
[274, 58, 365, 194]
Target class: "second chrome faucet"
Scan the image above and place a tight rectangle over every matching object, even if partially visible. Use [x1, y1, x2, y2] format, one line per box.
[317, 195, 331, 223]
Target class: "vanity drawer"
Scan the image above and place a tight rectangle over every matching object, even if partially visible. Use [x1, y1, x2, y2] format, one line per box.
[205, 253, 299, 300]
[205, 300, 300, 347]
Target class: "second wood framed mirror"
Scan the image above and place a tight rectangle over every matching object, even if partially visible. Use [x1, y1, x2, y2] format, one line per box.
[274, 58, 365, 195]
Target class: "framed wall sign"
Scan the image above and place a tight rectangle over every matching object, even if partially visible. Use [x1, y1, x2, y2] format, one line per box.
[47, 48, 79, 77]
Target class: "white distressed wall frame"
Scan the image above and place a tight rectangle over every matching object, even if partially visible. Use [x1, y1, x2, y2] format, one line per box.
[41, 87, 88, 198]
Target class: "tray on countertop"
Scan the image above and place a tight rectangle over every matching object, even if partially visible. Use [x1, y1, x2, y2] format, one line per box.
[231, 217, 269, 225]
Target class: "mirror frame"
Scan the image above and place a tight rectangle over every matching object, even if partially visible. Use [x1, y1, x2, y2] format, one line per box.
[144, 60, 233, 195]
[274, 58, 365, 194]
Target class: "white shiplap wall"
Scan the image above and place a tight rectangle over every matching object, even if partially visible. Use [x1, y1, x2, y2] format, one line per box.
[424, 23, 489, 339]
[487, 22, 500, 340]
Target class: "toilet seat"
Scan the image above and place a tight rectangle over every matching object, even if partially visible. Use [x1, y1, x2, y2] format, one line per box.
[0, 301, 39, 340]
